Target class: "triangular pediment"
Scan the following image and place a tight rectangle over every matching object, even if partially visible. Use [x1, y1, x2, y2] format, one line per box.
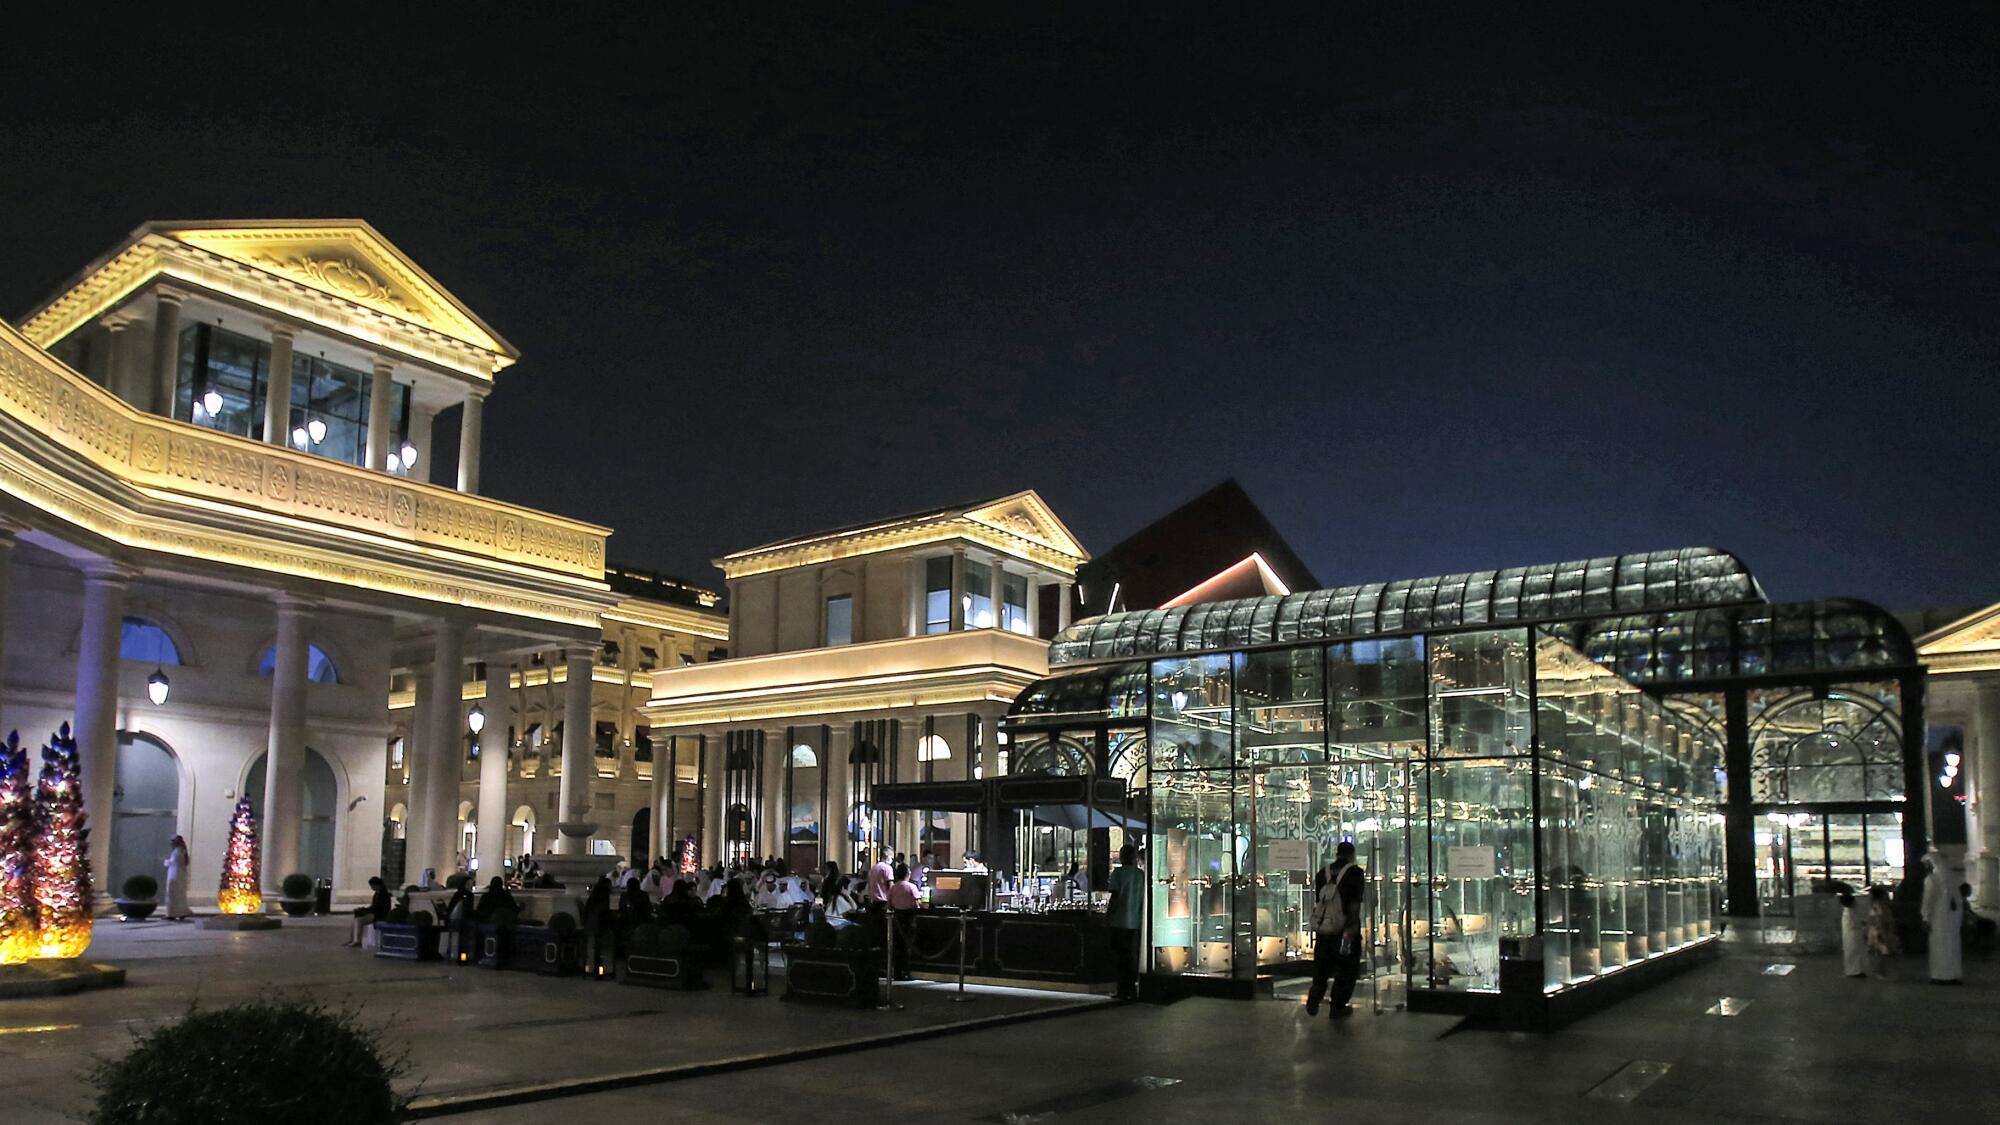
[965, 490, 1087, 560]
[1917, 602, 2000, 655]
[158, 221, 514, 356]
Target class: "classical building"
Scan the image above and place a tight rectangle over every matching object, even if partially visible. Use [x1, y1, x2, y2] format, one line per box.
[381, 565, 728, 880]
[1911, 604, 2000, 902]
[643, 492, 1087, 873]
[0, 219, 630, 907]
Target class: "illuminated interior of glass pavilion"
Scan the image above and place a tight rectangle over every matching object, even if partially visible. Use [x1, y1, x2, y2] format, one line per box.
[1001, 548, 1925, 1024]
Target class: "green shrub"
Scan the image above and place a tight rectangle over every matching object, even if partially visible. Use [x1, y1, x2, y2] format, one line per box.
[280, 873, 315, 899]
[119, 875, 158, 901]
[87, 998, 406, 1124]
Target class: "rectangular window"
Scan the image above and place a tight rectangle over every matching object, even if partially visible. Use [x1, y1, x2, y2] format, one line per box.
[925, 556, 953, 634]
[824, 594, 854, 646]
[594, 721, 619, 759]
[638, 646, 659, 671]
[963, 560, 994, 629]
[1002, 572, 1031, 634]
[175, 323, 408, 469]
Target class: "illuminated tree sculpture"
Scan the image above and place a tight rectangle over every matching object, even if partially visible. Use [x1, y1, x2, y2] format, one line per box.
[31, 723, 92, 959]
[217, 796, 262, 915]
[0, 731, 36, 965]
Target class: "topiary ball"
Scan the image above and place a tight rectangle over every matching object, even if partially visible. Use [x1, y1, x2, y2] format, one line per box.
[281, 873, 315, 899]
[120, 875, 159, 901]
[87, 998, 405, 1124]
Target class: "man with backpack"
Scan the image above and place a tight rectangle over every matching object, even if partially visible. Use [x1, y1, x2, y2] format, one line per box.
[1306, 840, 1367, 1019]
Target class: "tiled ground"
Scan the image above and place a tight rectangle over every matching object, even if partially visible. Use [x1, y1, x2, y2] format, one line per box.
[0, 916, 1096, 1123]
[3, 918, 1994, 1124]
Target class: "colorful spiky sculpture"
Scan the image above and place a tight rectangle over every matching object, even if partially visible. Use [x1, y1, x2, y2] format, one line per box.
[0, 731, 35, 965]
[217, 796, 262, 915]
[31, 724, 92, 959]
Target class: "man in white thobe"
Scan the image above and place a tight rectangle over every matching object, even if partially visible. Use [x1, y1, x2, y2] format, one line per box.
[1921, 852, 1965, 984]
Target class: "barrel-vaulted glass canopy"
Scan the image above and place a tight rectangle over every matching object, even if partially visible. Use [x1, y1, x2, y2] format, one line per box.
[1007, 547, 1925, 1024]
[1050, 548, 1761, 667]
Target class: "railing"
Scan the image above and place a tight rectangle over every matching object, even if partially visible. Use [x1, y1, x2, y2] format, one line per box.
[0, 320, 606, 581]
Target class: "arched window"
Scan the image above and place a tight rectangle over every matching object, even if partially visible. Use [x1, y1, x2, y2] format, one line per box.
[257, 643, 340, 684]
[790, 745, 819, 768]
[916, 735, 952, 762]
[120, 617, 181, 665]
[1749, 686, 1903, 805]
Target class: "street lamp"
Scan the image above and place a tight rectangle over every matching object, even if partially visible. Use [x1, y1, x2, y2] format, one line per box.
[146, 667, 171, 706]
[467, 704, 485, 735]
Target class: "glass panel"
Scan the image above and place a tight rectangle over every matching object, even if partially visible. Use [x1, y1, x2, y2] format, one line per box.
[964, 559, 994, 629]
[1149, 770, 1241, 977]
[1428, 629, 1531, 757]
[1233, 647, 1325, 766]
[1328, 638, 1427, 759]
[1419, 756, 1530, 993]
[1747, 682, 1904, 805]
[925, 557, 952, 634]
[1001, 572, 1031, 634]
[824, 595, 853, 646]
[1150, 655, 1232, 771]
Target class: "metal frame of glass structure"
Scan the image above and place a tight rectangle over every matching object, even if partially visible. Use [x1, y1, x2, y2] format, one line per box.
[1009, 548, 1926, 1025]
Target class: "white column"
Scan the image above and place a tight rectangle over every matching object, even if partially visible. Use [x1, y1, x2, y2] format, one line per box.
[263, 325, 296, 446]
[1977, 681, 2000, 905]
[988, 559, 1005, 630]
[474, 677, 509, 880]
[0, 525, 16, 720]
[99, 316, 133, 401]
[906, 558, 922, 637]
[74, 561, 130, 898]
[261, 595, 314, 892]
[648, 729, 667, 863]
[949, 547, 966, 632]
[555, 647, 596, 855]
[1058, 579, 1074, 630]
[457, 390, 485, 494]
[422, 621, 467, 880]
[149, 290, 186, 417]
[1026, 575, 1042, 637]
[404, 667, 435, 880]
[365, 359, 394, 471]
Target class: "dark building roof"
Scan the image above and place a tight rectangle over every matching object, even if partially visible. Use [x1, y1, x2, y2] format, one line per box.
[1075, 479, 1317, 616]
[604, 563, 724, 611]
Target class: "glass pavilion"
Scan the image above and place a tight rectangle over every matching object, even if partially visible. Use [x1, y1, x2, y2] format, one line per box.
[1001, 548, 1924, 1025]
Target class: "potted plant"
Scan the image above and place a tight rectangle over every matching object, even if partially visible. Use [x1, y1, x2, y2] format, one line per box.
[115, 875, 159, 921]
[278, 873, 316, 917]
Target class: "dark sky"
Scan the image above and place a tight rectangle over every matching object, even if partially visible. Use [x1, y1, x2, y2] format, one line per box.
[3, 3, 1995, 611]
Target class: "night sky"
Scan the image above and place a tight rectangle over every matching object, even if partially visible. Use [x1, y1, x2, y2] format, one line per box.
[3, 4, 1994, 612]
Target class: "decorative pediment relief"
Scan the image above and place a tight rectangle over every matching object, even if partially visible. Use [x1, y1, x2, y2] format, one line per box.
[965, 491, 1086, 560]
[166, 224, 507, 354]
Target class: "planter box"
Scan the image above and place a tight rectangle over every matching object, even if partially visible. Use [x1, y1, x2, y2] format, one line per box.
[373, 921, 442, 962]
[782, 945, 882, 1008]
[511, 924, 585, 977]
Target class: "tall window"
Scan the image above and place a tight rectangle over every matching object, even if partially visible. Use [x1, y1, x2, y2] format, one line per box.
[1002, 573, 1031, 634]
[119, 618, 181, 664]
[257, 643, 340, 684]
[824, 594, 853, 646]
[175, 323, 409, 470]
[964, 560, 993, 628]
[924, 557, 952, 634]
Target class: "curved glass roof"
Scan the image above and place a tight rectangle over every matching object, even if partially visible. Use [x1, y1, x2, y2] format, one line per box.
[1012, 598, 1916, 728]
[1049, 547, 1760, 667]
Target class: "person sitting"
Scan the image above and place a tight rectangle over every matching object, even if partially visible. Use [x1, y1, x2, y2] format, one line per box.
[620, 879, 653, 924]
[441, 877, 477, 958]
[475, 876, 519, 924]
[717, 880, 753, 930]
[822, 875, 860, 922]
[345, 876, 392, 947]
[659, 878, 702, 929]
[961, 851, 988, 873]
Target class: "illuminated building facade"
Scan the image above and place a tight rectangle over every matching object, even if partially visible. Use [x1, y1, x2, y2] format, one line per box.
[643, 493, 1088, 872]
[1911, 604, 2000, 903]
[0, 220, 633, 909]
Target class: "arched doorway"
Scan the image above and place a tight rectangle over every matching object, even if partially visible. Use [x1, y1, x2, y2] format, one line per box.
[111, 732, 180, 895]
[509, 804, 536, 858]
[630, 807, 651, 870]
[245, 748, 338, 883]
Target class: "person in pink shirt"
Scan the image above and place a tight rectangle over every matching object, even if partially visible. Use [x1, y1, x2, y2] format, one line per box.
[866, 847, 895, 903]
[887, 862, 920, 980]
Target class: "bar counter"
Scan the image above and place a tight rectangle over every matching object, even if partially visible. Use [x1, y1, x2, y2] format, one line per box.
[901, 907, 1115, 985]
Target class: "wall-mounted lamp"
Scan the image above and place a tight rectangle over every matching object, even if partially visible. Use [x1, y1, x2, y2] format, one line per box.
[146, 667, 171, 706]
[306, 417, 328, 445]
[400, 441, 419, 468]
[201, 389, 224, 416]
[467, 704, 485, 735]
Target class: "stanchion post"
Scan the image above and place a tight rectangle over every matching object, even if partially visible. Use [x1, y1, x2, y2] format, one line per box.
[877, 908, 902, 1011]
[951, 908, 974, 1003]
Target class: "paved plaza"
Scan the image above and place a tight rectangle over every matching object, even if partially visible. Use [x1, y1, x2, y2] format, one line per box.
[0, 920, 1993, 1123]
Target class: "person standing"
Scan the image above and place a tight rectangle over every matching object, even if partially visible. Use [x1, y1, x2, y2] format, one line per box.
[1306, 842, 1367, 1019]
[1865, 885, 1899, 979]
[1104, 843, 1146, 1001]
[1921, 853, 1964, 984]
[866, 846, 895, 905]
[163, 835, 192, 921]
[1838, 890, 1867, 978]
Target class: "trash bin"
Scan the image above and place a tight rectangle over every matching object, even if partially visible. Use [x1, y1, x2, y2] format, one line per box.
[314, 878, 333, 916]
